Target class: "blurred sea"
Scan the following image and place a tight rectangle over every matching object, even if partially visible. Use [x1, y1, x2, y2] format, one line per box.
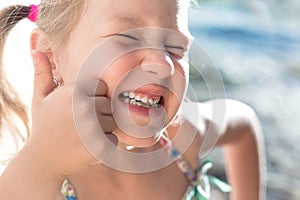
[188, 2, 300, 199]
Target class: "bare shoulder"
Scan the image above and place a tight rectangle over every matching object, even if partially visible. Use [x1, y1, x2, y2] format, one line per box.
[204, 99, 260, 145]
[190, 99, 256, 123]
[182, 99, 261, 147]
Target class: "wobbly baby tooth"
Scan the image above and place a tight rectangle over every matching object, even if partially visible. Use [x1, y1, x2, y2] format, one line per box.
[148, 98, 154, 105]
[141, 96, 148, 104]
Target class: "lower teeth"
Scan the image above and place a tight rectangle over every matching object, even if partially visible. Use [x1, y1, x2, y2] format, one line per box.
[122, 97, 160, 108]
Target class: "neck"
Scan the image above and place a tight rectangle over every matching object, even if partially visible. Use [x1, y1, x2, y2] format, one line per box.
[117, 140, 162, 153]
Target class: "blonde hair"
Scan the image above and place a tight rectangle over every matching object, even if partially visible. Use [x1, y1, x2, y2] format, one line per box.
[0, 0, 87, 149]
[0, 0, 192, 154]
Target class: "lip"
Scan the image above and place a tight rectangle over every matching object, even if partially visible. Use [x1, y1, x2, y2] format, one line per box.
[133, 84, 167, 97]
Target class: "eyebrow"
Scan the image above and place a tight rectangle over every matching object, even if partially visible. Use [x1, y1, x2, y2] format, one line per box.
[113, 16, 144, 27]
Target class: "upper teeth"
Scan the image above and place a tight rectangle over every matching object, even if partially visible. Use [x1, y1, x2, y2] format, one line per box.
[121, 92, 160, 107]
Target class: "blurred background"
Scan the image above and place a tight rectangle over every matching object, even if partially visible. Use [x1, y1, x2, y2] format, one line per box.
[188, 0, 300, 199]
[1, 0, 299, 199]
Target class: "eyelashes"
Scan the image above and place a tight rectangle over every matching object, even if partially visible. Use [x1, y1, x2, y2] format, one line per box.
[113, 33, 186, 52]
[164, 45, 185, 50]
[114, 33, 141, 42]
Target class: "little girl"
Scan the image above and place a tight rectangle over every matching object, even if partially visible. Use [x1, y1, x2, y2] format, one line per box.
[0, 0, 265, 199]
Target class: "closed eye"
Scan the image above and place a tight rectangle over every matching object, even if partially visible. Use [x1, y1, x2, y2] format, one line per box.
[165, 45, 185, 50]
[114, 33, 141, 41]
[165, 45, 186, 58]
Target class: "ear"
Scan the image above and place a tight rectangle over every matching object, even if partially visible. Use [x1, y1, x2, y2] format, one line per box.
[30, 29, 58, 72]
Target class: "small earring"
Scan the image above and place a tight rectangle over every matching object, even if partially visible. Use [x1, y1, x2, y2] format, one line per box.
[53, 77, 60, 90]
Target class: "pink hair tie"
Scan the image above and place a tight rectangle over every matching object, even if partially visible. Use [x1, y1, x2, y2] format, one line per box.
[27, 4, 39, 22]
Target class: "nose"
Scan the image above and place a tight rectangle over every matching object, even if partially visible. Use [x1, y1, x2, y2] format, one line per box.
[140, 50, 175, 79]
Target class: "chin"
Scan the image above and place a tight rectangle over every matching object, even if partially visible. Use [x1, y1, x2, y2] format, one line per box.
[115, 128, 162, 148]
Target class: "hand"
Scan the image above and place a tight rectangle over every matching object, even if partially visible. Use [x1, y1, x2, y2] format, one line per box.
[28, 50, 117, 176]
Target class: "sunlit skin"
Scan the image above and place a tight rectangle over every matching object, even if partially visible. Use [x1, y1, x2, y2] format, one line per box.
[52, 0, 188, 147]
[48, 0, 198, 198]
[0, 0, 264, 199]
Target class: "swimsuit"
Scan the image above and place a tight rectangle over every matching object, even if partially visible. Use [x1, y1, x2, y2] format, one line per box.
[61, 135, 231, 200]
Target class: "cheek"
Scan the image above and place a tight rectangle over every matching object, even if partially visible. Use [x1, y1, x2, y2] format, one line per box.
[100, 53, 140, 97]
[57, 35, 105, 84]
[57, 49, 88, 84]
[101, 69, 124, 98]
[173, 58, 187, 77]
[167, 59, 187, 115]
[60, 64, 81, 84]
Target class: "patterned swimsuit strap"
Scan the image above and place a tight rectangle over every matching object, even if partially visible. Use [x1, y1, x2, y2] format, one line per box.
[159, 134, 198, 182]
[61, 135, 231, 200]
[159, 134, 232, 200]
[61, 135, 197, 200]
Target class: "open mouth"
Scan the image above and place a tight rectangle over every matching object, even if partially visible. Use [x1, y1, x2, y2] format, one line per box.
[119, 91, 163, 109]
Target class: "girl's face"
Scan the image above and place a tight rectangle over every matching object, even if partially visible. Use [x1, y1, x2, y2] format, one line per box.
[55, 0, 190, 147]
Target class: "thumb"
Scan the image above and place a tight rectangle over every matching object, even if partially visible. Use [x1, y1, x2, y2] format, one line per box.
[31, 50, 54, 102]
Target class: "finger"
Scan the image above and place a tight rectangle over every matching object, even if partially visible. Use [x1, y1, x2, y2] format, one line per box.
[80, 79, 107, 96]
[95, 97, 112, 115]
[31, 50, 54, 102]
[97, 115, 116, 133]
[106, 133, 118, 146]
[95, 80, 107, 96]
